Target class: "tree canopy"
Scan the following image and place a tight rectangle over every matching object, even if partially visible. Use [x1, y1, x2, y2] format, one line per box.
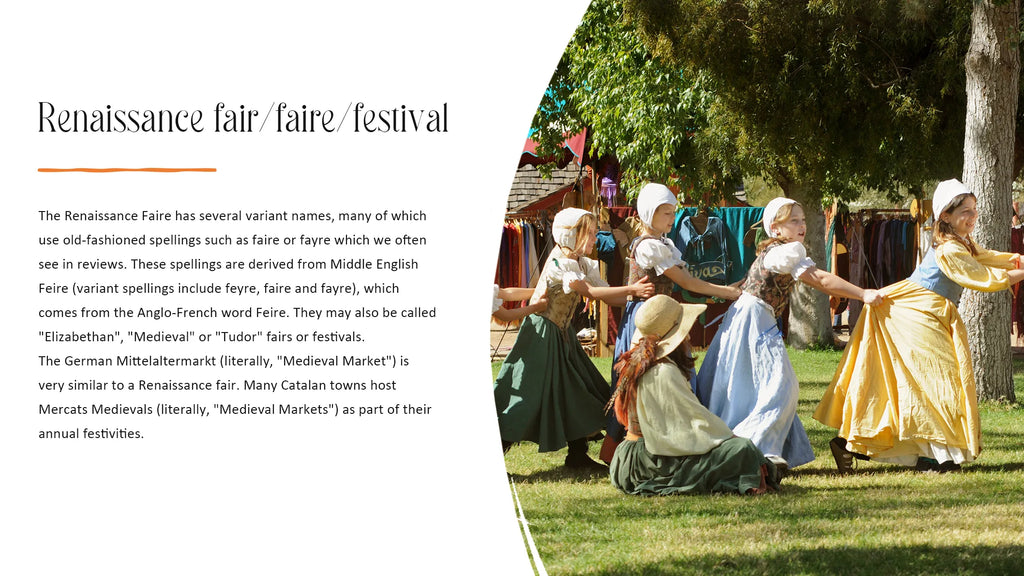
[623, 0, 974, 202]
[531, 0, 738, 200]
[532, 0, 1024, 353]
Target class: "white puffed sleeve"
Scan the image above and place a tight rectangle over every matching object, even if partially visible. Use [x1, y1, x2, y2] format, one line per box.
[633, 237, 684, 275]
[540, 250, 610, 294]
[547, 257, 587, 293]
[579, 256, 609, 288]
[762, 241, 816, 278]
[492, 285, 503, 314]
[536, 256, 585, 293]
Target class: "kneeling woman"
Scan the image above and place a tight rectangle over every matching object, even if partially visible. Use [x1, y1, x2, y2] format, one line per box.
[610, 294, 780, 495]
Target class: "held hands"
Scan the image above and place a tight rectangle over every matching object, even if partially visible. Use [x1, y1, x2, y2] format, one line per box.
[568, 278, 588, 294]
[862, 289, 885, 306]
[631, 275, 655, 300]
[725, 280, 744, 300]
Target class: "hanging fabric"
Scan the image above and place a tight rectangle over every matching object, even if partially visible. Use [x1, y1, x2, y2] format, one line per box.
[676, 213, 731, 285]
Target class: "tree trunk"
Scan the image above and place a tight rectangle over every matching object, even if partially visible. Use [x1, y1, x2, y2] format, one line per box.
[961, 0, 1019, 402]
[781, 181, 834, 350]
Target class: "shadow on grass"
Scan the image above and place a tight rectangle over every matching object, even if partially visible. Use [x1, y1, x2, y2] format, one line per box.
[792, 459, 1024, 476]
[510, 468, 823, 497]
[507, 454, 974, 486]
[510, 466, 610, 483]
[961, 461, 1024, 473]
[585, 544, 1024, 576]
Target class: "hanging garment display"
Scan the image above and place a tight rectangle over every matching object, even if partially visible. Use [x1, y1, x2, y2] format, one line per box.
[676, 213, 731, 285]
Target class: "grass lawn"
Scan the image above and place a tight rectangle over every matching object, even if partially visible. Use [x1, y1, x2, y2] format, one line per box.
[493, 352, 1024, 576]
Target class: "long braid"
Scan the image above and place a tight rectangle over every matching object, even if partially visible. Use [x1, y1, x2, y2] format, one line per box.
[608, 336, 658, 427]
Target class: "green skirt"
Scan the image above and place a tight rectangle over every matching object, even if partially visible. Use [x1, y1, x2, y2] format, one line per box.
[610, 436, 778, 496]
[493, 314, 610, 452]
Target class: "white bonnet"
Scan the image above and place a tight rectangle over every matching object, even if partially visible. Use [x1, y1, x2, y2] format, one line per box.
[552, 207, 591, 249]
[763, 197, 798, 238]
[636, 183, 678, 227]
[932, 179, 971, 219]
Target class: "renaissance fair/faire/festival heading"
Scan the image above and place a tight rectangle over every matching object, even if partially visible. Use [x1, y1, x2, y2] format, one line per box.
[37, 101, 449, 133]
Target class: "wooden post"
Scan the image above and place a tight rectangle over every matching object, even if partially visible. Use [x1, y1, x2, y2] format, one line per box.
[598, 261, 610, 357]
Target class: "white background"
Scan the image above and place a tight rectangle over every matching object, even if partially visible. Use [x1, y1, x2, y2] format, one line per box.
[0, 2, 591, 574]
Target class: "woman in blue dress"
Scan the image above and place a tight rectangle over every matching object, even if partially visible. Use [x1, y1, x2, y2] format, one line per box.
[694, 197, 883, 472]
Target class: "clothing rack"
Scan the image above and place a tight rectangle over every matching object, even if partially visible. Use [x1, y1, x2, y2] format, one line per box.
[859, 208, 912, 219]
[492, 216, 553, 361]
[847, 206, 921, 286]
[504, 210, 550, 224]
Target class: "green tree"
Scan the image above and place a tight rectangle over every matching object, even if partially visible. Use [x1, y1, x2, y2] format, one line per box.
[626, 0, 1022, 398]
[622, 0, 980, 348]
[536, 0, 1024, 372]
[530, 0, 737, 199]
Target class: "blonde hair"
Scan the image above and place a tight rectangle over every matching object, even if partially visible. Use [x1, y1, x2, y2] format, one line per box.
[933, 194, 978, 255]
[757, 201, 801, 253]
[564, 213, 598, 258]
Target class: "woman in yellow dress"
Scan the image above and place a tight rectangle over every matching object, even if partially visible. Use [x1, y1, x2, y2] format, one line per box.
[814, 179, 1024, 472]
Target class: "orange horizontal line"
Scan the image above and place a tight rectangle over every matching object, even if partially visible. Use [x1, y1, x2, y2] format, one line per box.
[38, 168, 216, 173]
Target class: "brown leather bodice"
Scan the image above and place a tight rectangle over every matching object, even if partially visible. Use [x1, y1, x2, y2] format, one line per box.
[536, 277, 584, 329]
[742, 240, 798, 318]
[626, 236, 676, 301]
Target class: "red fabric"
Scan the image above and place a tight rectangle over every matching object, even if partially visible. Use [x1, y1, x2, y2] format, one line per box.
[520, 131, 586, 168]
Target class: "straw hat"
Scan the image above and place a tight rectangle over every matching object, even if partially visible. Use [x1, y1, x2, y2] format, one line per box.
[630, 294, 706, 360]
[762, 197, 798, 238]
[931, 179, 971, 220]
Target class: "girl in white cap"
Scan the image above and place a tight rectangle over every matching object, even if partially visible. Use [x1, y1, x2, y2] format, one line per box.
[815, 179, 1024, 473]
[694, 197, 883, 474]
[603, 183, 742, 460]
[609, 294, 780, 495]
[493, 208, 654, 470]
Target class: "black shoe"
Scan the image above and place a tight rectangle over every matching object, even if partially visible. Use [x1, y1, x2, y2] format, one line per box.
[564, 452, 608, 471]
[766, 455, 789, 479]
[915, 457, 940, 472]
[937, 460, 962, 473]
[829, 437, 855, 474]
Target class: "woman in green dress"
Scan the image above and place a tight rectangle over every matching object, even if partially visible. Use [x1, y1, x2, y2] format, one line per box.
[494, 208, 653, 469]
[610, 294, 780, 495]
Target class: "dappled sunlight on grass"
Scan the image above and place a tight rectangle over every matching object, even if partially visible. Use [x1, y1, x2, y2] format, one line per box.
[491, 354, 1024, 575]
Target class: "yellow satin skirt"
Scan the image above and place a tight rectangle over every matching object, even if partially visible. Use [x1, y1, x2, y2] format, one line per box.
[813, 279, 979, 464]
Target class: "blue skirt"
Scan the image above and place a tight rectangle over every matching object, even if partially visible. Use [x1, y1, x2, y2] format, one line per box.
[694, 294, 814, 467]
[606, 299, 644, 442]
